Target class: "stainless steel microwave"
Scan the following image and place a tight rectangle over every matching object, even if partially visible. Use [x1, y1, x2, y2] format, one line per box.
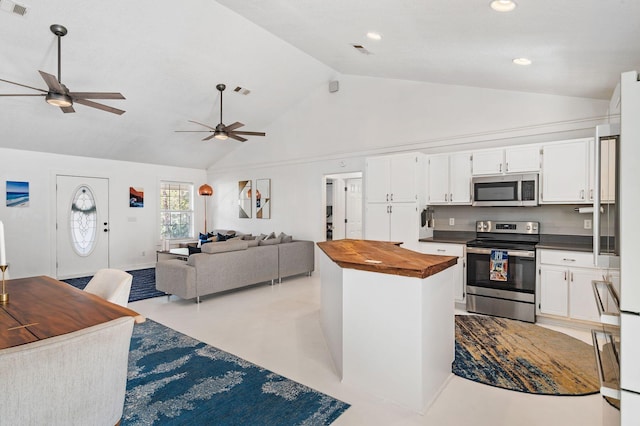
[471, 174, 539, 207]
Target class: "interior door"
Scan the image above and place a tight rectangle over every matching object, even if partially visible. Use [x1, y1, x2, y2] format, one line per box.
[345, 178, 363, 239]
[56, 175, 110, 279]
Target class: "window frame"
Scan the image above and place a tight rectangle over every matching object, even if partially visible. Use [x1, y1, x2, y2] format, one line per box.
[159, 181, 195, 240]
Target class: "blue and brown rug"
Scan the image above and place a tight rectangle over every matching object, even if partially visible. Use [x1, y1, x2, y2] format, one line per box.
[123, 319, 349, 425]
[452, 314, 599, 396]
[63, 268, 165, 302]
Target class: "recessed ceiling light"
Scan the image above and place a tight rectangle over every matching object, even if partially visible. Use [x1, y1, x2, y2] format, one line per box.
[513, 57, 532, 66]
[490, 0, 517, 12]
[366, 32, 382, 41]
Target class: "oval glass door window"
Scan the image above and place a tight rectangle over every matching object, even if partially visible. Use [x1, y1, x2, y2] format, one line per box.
[70, 185, 98, 256]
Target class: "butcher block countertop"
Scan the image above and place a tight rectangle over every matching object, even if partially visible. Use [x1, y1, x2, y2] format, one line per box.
[317, 239, 457, 279]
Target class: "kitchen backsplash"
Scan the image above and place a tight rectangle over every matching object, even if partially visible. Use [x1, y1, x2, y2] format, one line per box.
[431, 204, 616, 236]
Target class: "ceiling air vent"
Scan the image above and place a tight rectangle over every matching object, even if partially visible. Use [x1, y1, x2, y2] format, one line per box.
[0, 0, 29, 16]
[233, 86, 251, 96]
[351, 44, 372, 55]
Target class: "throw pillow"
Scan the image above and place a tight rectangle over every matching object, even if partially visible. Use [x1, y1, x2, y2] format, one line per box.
[259, 236, 282, 246]
[217, 233, 233, 242]
[241, 234, 254, 240]
[278, 232, 294, 243]
[263, 232, 276, 240]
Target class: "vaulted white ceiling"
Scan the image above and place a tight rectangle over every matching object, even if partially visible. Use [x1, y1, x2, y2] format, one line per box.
[1, 0, 638, 169]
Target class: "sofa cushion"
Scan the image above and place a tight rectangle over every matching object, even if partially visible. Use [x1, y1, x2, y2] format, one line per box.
[201, 240, 248, 254]
[246, 239, 260, 247]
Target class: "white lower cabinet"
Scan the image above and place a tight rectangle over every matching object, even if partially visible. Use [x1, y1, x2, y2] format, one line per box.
[537, 249, 619, 323]
[365, 203, 420, 250]
[417, 242, 466, 303]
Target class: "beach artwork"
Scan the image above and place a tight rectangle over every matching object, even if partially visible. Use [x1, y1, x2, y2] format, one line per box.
[6, 181, 29, 207]
[130, 187, 144, 207]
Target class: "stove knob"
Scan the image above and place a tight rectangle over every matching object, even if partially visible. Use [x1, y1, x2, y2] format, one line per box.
[526, 225, 531, 231]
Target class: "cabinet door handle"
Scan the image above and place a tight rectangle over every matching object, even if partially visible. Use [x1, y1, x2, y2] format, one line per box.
[390, 193, 393, 202]
[580, 190, 585, 200]
[505, 162, 509, 172]
[499, 163, 502, 173]
[563, 258, 576, 262]
[564, 271, 567, 280]
[389, 205, 392, 214]
[445, 193, 448, 202]
[570, 272, 574, 282]
[590, 189, 593, 200]
[386, 193, 389, 202]
[450, 193, 453, 202]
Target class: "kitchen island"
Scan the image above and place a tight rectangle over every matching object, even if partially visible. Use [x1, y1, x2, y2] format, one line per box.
[316, 239, 457, 413]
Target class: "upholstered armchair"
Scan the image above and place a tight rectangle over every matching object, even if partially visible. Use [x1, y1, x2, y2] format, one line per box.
[84, 268, 133, 307]
[0, 316, 135, 425]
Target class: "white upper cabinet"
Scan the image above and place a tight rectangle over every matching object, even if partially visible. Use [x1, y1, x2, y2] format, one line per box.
[505, 145, 542, 173]
[472, 146, 540, 175]
[365, 153, 419, 203]
[540, 138, 591, 204]
[472, 149, 504, 175]
[427, 152, 472, 205]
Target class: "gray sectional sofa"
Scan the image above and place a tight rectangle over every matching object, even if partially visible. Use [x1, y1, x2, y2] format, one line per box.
[156, 238, 314, 303]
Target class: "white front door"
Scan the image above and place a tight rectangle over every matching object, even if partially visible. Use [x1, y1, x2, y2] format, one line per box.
[56, 175, 110, 279]
[345, 178, 363, 239]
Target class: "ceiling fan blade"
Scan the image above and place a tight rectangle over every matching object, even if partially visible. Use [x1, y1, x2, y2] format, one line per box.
[0, 93, 46, 97]
[61, 106, 75, 113]
[38, 71, 65, 93]
[202, 134, 216, 141]
[228, 134, 247, 142]
[188, 120, 216, 131]
[232, 131, 266, 137]
[69, 92, 126, 100]
[74, 98, 125, 115]
[0, 78, 48, 93]
[225, 122, 244, 131]
[175, 130, 212, 133]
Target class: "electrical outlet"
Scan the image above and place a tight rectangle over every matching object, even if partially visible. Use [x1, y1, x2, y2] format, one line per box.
[584, 219, 592, 230]
[449, 218, 455, 226]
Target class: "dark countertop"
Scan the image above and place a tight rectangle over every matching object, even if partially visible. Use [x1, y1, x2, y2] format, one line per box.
[419, 231, 475, 245]
[419, 232, 611, 253]
[317, 239, 457, 279]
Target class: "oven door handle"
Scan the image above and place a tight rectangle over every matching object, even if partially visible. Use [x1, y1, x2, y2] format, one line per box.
[466, 247, 535, 258]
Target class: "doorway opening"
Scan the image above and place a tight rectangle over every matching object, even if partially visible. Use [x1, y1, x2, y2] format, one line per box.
[323, 172, 363, 241]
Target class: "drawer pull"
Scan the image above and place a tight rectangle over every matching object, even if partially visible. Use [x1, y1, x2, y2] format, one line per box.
[562, 258, 576, 262]
[437, 249, 446, 253]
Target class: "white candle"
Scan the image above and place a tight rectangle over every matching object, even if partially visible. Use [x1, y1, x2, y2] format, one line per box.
[0, 221, 5, 265]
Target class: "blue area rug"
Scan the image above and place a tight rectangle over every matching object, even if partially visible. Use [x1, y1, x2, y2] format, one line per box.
[124, 319, 350, 425]
[452, 315, 599, 395]
[63, 268, 166, 302]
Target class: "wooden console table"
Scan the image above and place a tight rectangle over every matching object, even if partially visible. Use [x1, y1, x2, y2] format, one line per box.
[0, 275, 144, 349]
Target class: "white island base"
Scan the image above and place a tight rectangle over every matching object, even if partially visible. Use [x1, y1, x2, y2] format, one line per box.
[320, 252, 455, 413]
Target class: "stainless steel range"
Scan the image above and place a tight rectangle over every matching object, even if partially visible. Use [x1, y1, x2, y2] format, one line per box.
[466, 220, 539, 323]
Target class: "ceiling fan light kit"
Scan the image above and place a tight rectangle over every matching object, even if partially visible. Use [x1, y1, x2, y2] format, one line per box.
[45, 92, 72, 107]
[0, 24, 126, 115]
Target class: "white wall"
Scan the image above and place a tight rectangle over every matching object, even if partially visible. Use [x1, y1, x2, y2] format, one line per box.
[0, 147, 206, 279]
[208, 74, 610, 246]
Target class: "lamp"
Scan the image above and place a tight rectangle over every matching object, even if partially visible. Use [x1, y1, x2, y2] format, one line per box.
[46, 92, 73, 107]
[198, 184, 214, 233]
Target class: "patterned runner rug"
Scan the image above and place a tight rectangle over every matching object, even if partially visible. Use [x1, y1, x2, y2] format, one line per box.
[453, 315, 599, 395]
[63, 268, 165, 302]
[123, 319, 350, 425]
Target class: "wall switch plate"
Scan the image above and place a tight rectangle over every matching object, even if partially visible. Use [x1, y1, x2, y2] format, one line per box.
[584, 219, 592, 229]
[449, 218, 455, 226]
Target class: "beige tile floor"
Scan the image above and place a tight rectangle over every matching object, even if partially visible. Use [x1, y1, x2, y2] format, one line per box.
[130, 274, 615, 426]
